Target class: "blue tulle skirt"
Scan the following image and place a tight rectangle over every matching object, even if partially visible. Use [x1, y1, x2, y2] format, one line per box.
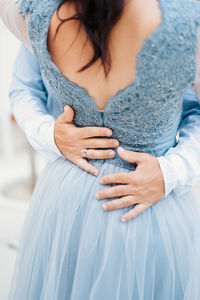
[8, 157, 200, 300]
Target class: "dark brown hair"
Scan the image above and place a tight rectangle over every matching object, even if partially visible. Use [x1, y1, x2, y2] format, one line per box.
[56, 0, 126, 76]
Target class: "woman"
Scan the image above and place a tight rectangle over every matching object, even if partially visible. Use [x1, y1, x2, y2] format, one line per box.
[1, 0, 200, 299]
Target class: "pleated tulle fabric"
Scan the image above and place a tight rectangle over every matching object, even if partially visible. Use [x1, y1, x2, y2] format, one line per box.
[8, 157, 200, 300]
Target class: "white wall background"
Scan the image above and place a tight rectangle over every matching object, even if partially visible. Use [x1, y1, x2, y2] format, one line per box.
[0, 21, 19, 156]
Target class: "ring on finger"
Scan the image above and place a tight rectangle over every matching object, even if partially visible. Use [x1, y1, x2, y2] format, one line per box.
[83, 149, 89, 158]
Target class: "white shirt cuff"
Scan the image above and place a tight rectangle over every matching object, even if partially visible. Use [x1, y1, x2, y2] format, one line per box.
[25, 117, 63, 163]
[157, 155, 178, 197]
[47, 121, 63, 158]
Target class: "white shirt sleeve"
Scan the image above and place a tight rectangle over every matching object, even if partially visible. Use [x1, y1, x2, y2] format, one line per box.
[9, 45, 62, 163]
[11, 94, 62, 162]
[0, 0, 30, 47]
[157, 88, 200, 197]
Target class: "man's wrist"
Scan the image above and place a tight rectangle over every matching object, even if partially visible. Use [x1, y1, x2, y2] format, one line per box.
[49, 121, 63, 157]
[26, 117, 63, 162]
[157, 156, 178, 197]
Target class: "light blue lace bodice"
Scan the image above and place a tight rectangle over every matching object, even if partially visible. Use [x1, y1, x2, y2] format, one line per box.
[19, 0, 200, 170]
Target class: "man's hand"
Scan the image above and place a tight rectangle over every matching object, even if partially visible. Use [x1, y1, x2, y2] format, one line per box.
[54, 105, 120, 176]
[95, 147, 165, 222]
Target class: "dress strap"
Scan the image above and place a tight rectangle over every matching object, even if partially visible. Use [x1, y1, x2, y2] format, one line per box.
[16, 0, 34, 17]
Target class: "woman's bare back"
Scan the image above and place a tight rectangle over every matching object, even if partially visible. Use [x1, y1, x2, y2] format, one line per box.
[48, 0, 162, 111]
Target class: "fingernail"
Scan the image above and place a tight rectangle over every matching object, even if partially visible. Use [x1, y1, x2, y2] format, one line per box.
[114, 141, 119, 147]
[121, 217, 127, 222]
[100, 178, 104, 184]
[95, 193, 100, 199]
[118, 147, 124, 153]
[106, 130, 112, 136]
[109, 151, 115, 157]
[94, 171, 99, 176]
[102, 204, 107, 210]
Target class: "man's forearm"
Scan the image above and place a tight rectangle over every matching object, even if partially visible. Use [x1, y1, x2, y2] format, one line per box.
[158, 90, 200, 196]
[10, 91, 62, 162]
[10, 44, 62, 162]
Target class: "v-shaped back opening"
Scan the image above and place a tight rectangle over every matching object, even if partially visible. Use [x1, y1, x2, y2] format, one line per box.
[44, 0, 165, 113]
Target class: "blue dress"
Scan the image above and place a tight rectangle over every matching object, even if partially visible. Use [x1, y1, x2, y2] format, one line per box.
[9, 0, 200, 299]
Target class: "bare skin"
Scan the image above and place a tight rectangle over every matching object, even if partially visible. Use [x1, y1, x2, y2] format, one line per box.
[52, 0, 165, 221]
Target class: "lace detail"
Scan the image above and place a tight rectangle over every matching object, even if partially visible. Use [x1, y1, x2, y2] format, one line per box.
[17, 0, 34, 18]
[17, 0, 200, 169]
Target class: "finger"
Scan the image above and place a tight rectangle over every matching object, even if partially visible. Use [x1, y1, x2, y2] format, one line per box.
[101, 196, 136, 211]
[75, 158, 99, 176]
[100, 172, 132, 185]
[83, 138, 119, 149]
[95, 185, 131, 200]
[117, 147, 148, 164]
[56, 105, 75, 124]
[121, 204, 148, 222]
[79, 126, 113, 138]
[84, 149, 116, 159]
